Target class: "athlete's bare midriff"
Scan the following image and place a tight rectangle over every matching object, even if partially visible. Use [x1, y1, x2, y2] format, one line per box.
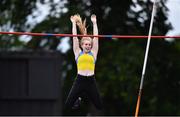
[78, 70, 94, 76]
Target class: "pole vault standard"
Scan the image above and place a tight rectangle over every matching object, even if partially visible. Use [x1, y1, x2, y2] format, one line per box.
[0, 31, 180, 39]
[135, 0, 157, 117]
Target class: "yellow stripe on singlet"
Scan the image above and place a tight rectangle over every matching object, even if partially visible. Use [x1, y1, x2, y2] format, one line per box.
[77, 51, 95, 71]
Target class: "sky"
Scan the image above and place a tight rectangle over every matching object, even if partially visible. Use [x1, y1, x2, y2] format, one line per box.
[166, 0, 180, 36]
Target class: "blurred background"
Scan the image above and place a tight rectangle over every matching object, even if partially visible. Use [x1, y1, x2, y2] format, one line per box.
[0, 0, 180, 116]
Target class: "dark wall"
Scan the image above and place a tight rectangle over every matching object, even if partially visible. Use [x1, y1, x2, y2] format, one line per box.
[0, 51, 62, 115]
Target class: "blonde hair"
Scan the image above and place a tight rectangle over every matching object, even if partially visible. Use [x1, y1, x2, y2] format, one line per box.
[73, 14, 87, 35]
[73, 14, 93, 46]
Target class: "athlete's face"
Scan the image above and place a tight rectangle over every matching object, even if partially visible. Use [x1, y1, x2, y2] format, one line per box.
[81, 40, 92, 53]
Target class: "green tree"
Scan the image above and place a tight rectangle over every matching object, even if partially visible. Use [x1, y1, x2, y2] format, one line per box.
[0, 0, 37, 49]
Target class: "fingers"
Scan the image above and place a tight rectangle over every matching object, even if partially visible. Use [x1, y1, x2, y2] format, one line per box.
[70, 16, 75, 23]
[70, 16, 73, 20]
[91, 14, 96, 18]
[91, 14, 97, 23]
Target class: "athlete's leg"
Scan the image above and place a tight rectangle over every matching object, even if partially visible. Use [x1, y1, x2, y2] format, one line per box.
[86, 78, 103, 110]
[65, 78, 83, 109]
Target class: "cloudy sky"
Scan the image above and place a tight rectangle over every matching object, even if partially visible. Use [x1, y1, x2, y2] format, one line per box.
[166, 0, 180, 36]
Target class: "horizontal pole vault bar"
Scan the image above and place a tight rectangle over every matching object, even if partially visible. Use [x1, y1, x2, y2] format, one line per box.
[0, 31, 180, 39]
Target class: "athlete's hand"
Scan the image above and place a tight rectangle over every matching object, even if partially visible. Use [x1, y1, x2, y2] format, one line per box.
[70, 15, 76, 23]
[91, 14, 97, 24]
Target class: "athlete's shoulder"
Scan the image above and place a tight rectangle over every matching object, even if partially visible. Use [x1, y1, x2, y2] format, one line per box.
[79, 51, 84, 55]
[88, 51, 93, 55]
